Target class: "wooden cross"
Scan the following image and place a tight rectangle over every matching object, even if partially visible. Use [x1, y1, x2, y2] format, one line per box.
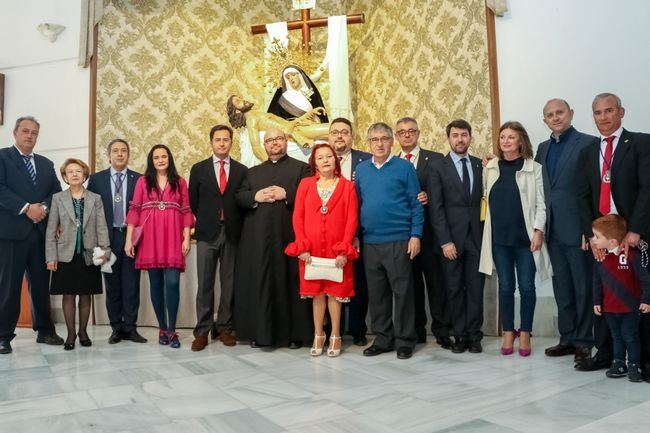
[251, 8, 364, 53]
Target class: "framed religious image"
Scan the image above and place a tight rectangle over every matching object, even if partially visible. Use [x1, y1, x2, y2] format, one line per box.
[0, 73, 4, 125]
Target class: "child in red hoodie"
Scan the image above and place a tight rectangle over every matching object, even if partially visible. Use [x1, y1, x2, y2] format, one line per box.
[592, 214, 650, 382]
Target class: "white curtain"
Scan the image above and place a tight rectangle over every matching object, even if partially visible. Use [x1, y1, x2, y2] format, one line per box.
[325, 15, 352, 120]
[78, 0, 104, 68]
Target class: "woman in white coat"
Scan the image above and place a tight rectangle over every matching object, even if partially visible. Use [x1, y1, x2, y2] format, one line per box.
[479, 121, 552, 357]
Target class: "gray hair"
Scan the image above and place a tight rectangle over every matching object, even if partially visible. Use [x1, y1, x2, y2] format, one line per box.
[14, 116, 40, 132]
[593, 93, 622, 108]
[396, 117, 418, 128]
[107, 138, 130, 154]
[366, 122, 393, 140]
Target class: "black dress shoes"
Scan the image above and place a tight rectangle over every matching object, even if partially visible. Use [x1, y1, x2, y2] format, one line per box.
[64, 341, 75, 351]
[353, 334, 368, 346]
[574, 347, 591, 365]
[396, 346, 413, 359]
[575, 355, 611, 371]
[468, 341, 482, 353]
[451, 339, 467, 353]
[545, 343, 576, 357]
[36, 333, 64, 345]
[416, 329, 427, 344]
[363, 345, 391, 357]
[122, 330, 148, 343]
[288, 341, 302, 349]
[108, 331, 122, 344]
[436, 337, 452, 350]
[0, 341, 12, 354]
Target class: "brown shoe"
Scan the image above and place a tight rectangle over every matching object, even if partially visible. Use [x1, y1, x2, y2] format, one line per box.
[191, 335, 208, 351]
[544, 343, 575, 357]
[574, 347, 592, 364]
[219, 330, 236, 347]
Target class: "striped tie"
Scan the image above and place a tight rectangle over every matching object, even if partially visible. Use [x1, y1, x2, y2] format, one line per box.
[22, 155, 36, 184]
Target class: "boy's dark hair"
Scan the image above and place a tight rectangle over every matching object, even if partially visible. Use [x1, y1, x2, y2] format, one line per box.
[592, 214, 627, 243]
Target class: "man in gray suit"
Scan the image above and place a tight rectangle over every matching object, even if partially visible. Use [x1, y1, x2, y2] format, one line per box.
[535, 98, 595, 364]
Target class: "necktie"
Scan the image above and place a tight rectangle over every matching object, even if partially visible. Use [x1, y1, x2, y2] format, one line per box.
[598, 136, 615, 215]
[219, 160, 227, 194]
[461, 158, 471, 198]
[113, 172, 125, 227]
[22, 155, 36, 184]
[405, 153, 413, 162]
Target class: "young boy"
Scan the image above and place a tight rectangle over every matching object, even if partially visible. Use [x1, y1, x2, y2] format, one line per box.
[591, 214, 650, 382]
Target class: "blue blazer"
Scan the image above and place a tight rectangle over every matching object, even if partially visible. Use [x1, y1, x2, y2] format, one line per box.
[350, 149, 371, 180]
[535, 128, 596, 246]
[87, 167, 141, 246]
[0, 146, 61, 240]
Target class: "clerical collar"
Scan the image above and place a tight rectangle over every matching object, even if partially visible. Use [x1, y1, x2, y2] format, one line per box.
[268, 154, 288, 164]
[14, 145, 34, 157]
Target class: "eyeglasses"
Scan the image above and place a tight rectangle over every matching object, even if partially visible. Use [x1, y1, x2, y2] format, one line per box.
[368, 136, 393, 145]
[396, 129, 419, 137]
[264, 136, 286, 145]
[329, 129, 351, 137]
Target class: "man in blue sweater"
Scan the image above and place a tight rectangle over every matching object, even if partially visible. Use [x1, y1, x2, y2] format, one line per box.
[355, 122, 424, 359]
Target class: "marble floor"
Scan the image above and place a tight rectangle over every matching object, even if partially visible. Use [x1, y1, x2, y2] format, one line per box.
[0, 326, 648, 433]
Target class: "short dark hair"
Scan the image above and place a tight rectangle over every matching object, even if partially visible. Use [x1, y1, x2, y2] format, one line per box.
[498, 121, 534, 159]
[329, 117, 353, 133]
[14, 116, 40, 132]
[107, 138, 130, 154]
[446, 119, 472, 137]
[592, 214, 627, 243]
[210, 124, 233, 141]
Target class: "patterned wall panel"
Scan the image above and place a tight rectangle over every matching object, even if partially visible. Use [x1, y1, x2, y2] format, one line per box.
[96, 0, 491, 175]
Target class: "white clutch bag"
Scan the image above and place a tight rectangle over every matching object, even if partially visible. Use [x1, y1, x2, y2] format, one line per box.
[304, 256, 343, 283]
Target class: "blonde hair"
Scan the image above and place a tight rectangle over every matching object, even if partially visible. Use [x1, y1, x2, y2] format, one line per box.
[60, 158, 90, 184]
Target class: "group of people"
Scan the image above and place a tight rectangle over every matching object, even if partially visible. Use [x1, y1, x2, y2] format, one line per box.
[1, 92, 648, 382]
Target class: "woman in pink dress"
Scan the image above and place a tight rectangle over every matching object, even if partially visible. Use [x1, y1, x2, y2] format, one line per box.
[285, 143, 358, 357]
[125, 144, 194, 348]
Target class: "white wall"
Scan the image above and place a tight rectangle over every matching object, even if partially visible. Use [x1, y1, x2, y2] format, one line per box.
[0, 0, 90, 170]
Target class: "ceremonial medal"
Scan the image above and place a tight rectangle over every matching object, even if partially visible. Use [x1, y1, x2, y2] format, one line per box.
[114, 192, 122, 203]
[320, 205, 328, 214]
[158, 201, 166, 210]
[603, 170, 611, 183]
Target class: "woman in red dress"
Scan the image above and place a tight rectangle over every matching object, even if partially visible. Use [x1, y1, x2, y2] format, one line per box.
[285, 143, 358, 357]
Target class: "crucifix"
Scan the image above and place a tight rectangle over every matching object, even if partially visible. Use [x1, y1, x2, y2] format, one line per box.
[251, 7, 364, 53]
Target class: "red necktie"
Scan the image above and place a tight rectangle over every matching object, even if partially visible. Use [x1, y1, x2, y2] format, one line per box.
[219, 160, 227, 194]
[405, 153, 413, 161]
[598, 136, 615, 215]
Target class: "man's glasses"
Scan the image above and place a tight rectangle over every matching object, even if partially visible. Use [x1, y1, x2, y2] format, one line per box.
[396, 129, 419, 137]
[368, 136, 393, 144]
[264, 136, 286, 145]
[329, 129, 351, 137]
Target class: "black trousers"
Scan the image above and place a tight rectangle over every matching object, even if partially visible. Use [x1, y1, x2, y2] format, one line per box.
[547, 242, 593, 347]
[103, 229, 141, 333]
[0, 228, 55, 342]
[364, 240, 416, 350]
[441, 246, 484, 342]
[413, 243, 449, 338]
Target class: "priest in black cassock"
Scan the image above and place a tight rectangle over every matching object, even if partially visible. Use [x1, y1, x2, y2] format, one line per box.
[234, 127, 312, 349]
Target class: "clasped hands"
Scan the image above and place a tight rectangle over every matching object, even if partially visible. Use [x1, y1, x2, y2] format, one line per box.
[255, 186, 286, 203]
[26, 203, 47, 223]
[298, 252, 347, 268]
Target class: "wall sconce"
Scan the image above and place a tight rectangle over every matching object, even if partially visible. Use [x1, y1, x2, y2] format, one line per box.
[37, 23, 66, 42]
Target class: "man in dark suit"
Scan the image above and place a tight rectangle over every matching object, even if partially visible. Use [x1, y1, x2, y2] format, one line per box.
[576, 93, 650, 372]
[427, 119, 484, 353]
[0, 116, 63, 354]
[535, 99, 595, 364]
[330, 117, 371, 345]
[189, 124, 247, 351]
[87, 139, 146, 344]
[395, 117, 450, 348]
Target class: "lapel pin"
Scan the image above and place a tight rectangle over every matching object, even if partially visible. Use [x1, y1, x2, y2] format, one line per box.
[625, 139, 629, 143]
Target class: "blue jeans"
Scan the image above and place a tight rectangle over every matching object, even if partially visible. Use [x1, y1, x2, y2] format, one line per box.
[605, 312, 641, 364]
[492, 244, 537, 332]
[148, 268, 181, 332]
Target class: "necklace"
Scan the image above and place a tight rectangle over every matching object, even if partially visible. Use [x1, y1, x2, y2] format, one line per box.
[317, 177, 338, 214]
[156, 180, 168, 210]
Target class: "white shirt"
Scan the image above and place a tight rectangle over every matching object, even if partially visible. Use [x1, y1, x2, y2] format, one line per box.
[399, 145, 421, 168]
[372, 154, 393, 169]
[449, 151, 474, 192]
[213, 154, 231, 190]
[599, 126, 623, 215]
[338, 150, 352, 180]
[109, 167, 129, 226]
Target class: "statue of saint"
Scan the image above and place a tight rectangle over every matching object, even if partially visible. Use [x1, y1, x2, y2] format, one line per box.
[227, 95, 329, 162]
[267, 65, 329, 123]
